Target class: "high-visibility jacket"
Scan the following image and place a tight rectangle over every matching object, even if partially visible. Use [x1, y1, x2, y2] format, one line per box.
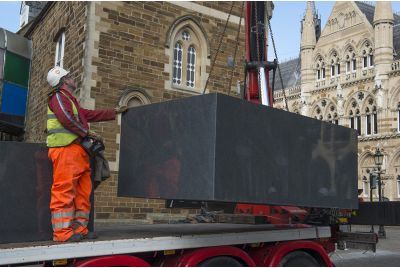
[47, 93, 79, 147]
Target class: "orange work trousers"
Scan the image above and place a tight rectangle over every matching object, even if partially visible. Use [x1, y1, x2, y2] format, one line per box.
[48, 143, 91, 242]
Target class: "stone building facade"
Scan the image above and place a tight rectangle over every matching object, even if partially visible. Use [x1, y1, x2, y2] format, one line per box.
[274, 1, 400, 201]
[23, 2, 245, 222]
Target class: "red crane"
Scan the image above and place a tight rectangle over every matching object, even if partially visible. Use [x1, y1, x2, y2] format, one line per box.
[236, 2, 308, 224]
[243, 1, 274, 106]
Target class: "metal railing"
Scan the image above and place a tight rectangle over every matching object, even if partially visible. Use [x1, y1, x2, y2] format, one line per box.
[273, 86, 300, 99]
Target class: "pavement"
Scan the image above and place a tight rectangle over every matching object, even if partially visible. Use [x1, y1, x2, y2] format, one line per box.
[331, 226, 400, 267]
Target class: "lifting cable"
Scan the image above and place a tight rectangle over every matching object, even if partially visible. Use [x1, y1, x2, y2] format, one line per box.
[227, 2, 245, 96]
[202, 2, 235, 95]
[265, 7, 289, 111]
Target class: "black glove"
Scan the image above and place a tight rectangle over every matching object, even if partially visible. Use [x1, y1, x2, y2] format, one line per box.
[87, 130, 104, 143]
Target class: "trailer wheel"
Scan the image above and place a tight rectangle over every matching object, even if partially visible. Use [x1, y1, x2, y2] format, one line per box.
[279, 251, 320, 267]
[198, 256, 243, 267]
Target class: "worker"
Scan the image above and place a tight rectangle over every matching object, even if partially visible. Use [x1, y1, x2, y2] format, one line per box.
[46, 66, 126, 242]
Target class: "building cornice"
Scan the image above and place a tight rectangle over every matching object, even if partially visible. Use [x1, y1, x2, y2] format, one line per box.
[359, 132, 400, 142]
[341, 76, 375, 88]
[170, 2, 243, 25]
[312, 75, 375, 94]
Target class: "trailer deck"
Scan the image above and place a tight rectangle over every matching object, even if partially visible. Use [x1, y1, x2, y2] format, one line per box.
[0, 223, 330, 265]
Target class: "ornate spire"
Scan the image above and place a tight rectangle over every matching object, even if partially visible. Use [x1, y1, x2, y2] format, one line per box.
[301, 1, 316, 50]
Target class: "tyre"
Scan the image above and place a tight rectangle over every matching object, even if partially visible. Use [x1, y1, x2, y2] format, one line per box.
[279, 251, 320, 267]
[198, 256, 243, 267]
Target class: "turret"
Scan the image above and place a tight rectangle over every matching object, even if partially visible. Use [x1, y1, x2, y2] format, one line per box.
[300, 1, 317, 116]
[373, 1, 394, 77]
[301, 1, 317, 50]
[373, 1, 394, 134]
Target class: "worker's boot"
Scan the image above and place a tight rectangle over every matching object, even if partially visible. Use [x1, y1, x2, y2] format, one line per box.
[66, 233, 83, 242]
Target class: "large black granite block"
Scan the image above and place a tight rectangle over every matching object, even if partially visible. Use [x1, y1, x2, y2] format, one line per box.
[118, 93, 358, 209]
[0, 142, 53, 243]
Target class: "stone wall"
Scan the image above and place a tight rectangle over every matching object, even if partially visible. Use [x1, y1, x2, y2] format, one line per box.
[92, 1, 245, 222]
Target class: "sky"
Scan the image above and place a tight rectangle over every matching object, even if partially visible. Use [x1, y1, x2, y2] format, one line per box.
[1, 1, 400, 62]
[269, 1, 335, 61]
[0, 1, 20, 33]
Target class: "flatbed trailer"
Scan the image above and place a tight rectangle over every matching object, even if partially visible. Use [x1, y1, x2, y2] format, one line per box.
[0, 223, 334, 266]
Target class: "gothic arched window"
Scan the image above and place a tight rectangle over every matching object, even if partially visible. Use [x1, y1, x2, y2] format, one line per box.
[361, 41, 374, 69]
[363, 50, 368, 69]
[365, 97, 377, 135]
[55, 30, 65, 68]
[166, 17, 209, 93]
[349, 110, 354, 128]
[171, 28, 199, 89]
[349, 100, 361, 135]
[316, 56, 326, 81]
[346, 55, 351, 73]
[329, 51, 340, 78]
[365, 107, 372, 135]
[344, 47, 356, 74]
[362, 48, 374, 69]
[351, 52, 357, 72]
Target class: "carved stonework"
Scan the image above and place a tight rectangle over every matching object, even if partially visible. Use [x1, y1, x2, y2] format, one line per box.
[326, 9, 358, 35]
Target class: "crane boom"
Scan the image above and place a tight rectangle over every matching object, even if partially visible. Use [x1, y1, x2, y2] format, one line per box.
[244, 2, 275, 106]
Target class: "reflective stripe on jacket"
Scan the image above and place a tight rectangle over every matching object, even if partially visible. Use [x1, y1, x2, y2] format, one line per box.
[47, 92, 79, 147]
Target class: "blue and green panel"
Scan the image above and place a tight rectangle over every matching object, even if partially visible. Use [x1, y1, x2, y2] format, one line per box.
[1, 51, 30, 116]
[0, 29, 31, 128]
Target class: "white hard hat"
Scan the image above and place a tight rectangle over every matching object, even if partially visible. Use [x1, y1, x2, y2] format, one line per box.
[47, 66, 69, 87]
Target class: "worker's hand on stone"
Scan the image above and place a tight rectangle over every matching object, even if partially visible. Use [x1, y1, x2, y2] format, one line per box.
[87, 130, 104, 143]
[115, 105, 128, 114]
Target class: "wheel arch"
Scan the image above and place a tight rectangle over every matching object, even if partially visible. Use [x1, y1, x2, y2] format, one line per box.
[162, 246, 256, 267]
[74, 255, 150, 267]
[250, 240, 333, 267]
